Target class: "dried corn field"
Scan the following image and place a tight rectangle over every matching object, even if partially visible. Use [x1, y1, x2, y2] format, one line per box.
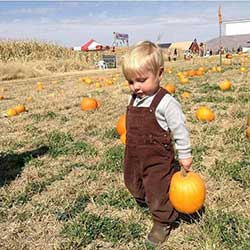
[0, 41, 250, 250]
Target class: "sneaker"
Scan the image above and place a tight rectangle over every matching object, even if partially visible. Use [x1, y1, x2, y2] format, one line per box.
[147, 223, 172, 246]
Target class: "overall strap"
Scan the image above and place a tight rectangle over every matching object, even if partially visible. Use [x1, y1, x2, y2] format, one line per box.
[149, 87, 169, 111]
[129, 93, 137, 106]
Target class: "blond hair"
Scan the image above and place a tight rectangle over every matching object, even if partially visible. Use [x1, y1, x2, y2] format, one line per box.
[122, 41, 164, 81]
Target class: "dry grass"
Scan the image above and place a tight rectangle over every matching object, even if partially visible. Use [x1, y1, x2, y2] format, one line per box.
[0, 46, 250, 250]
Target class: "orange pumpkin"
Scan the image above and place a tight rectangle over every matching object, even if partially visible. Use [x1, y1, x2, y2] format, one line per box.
[216, 66, 222, 72]
[195, 69, 204, 76]
[169, 168, 206, 214]
[181, 91, 191, 99]
[240, 67, 246, 73]
[36, 82, 44, 90]
[120, 133, 126, 145]
[80, 97, 98, 111]
[187, 70, 196, 77]
[14, 104, 26, 113]
[116, 114, 126, 136]
[6, 108, 17, 117]
[247, 113, 250, 127]
[26, 96, 33, 102]
[163, 83, 175, 94]
[246, 127, 250, 142]
[0, 95, 4, 100]
[225, 53, 232, 59]
[219, 79, 232, 91]
[196, 106, 215, 122]
[179, 77, 189, 84]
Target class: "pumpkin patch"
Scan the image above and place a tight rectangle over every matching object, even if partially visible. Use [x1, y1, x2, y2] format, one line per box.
[1, 43, 250, 250]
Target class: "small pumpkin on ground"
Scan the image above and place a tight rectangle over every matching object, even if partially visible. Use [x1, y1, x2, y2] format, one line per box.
[247, 113, 250, 142]
[14, 104, 26, 114]
[6, 108, 18, 117]
[162, 83, 175, 94]
[196, 106, 215, 122]
[179, 77, 189, 85]
[80, 97, 98, 111]
[169, 168, 206, 214]
[219, 79, 232, 91]
[181, 91, 191, 99]
[247, 127, 250, 142]
[240, 67, 246, 73]
[36, 82, 44, 90]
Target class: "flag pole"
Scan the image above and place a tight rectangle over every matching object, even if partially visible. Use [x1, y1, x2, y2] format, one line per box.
[219, 21, 222, 66]
[218, 5, 222, 66]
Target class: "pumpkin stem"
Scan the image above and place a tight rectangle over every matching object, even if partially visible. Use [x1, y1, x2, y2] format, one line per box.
[180, 166, 187, 177]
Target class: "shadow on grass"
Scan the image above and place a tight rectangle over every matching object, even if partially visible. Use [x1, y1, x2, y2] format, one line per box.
[178, 206, 206, 225]
[0, 145, 49, 186]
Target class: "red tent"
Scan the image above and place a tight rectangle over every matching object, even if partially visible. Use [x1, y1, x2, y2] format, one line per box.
[81, 39, 110, 51]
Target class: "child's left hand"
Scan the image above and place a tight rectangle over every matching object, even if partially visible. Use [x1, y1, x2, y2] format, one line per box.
[179, 157, 192, 171]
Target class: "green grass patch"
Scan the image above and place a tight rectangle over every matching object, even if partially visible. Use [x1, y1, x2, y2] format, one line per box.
[97, 144, 124, 172]
[192, 95, 235, 103]
[238, 94, 250, 104]
[94, 189, 136, 209]
[84, 125, 99, 137]
[14, 180, 48, 205]
[56, 194, 90, 221]
[103, 127, 120, 140]
[25, 124, 43, 136]
[192, 145, 208, 171]
[237, 86, 250, 92]
[197, 82, 219, 93]
[209, 159, 250, 189]
[222, 126, 246, 145]
[47, 131, 97, 158]
[3, 163, 81, 208]
[60, 211, 144, 248]
[191, 209, 250, 250]
[30, 111, 58, 122]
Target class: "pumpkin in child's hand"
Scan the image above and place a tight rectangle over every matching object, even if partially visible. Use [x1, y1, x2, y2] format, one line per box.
[80, 97, 98, 111]
[116, 114, 126, 136]
[169, 169, 206, 214]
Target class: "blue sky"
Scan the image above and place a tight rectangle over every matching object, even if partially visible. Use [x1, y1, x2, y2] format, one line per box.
[0, 1, 250, 47]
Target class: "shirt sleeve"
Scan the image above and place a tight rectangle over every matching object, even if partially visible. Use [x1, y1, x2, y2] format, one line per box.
[164, 97, 192, 159]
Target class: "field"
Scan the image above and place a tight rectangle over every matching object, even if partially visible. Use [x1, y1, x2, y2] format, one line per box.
[0, 42, 250, 250]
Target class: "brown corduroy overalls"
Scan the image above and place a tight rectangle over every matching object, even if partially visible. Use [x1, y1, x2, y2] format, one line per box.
[124, 88, 179, 226]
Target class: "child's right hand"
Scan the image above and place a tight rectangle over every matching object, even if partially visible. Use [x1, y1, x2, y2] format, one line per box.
[179, 157, 192, 171]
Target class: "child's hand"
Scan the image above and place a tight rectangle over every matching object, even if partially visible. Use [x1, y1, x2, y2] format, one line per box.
[179, 157, 192, 171]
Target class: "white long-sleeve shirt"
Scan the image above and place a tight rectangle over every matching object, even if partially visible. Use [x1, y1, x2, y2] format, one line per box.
[129, 92, 192, 159]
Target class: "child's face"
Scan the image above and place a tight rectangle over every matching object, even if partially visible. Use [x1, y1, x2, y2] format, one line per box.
[128, 68, 163, 98]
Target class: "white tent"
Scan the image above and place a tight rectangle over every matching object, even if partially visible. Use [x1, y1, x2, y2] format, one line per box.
[81, 39, 109, 51]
